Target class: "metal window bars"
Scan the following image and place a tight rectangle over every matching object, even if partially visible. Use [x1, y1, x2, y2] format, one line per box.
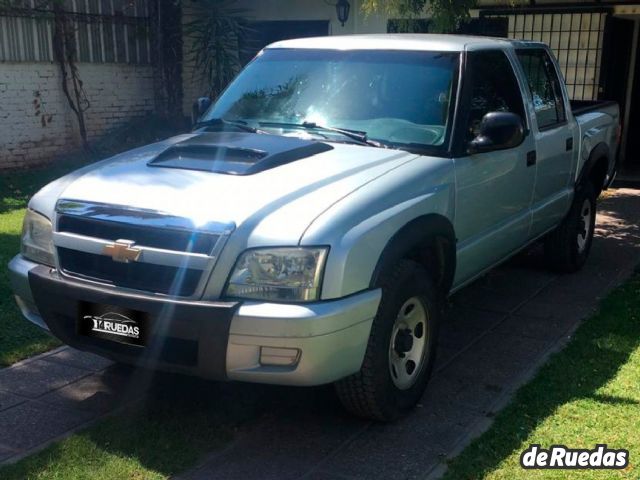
[0, 0, 151, 64]
[480, 7, 610, 101]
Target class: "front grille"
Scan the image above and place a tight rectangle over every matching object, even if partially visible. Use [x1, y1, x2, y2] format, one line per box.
[58, 248, 202, 297]
[58, 215, 219, 255]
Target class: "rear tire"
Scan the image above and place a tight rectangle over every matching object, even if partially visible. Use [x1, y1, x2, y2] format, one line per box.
[335, 260, 441, 421]
[544, 181, 597, 273]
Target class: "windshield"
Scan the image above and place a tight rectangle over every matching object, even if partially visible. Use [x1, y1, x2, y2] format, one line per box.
[204, 49, 460, 153]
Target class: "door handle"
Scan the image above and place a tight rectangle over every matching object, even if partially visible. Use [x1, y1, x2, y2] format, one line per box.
[526, 150, 537, 167]
[566, 138, 574, 151]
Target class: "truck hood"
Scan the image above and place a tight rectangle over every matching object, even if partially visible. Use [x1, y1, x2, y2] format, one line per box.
[34, 132, 417, 245]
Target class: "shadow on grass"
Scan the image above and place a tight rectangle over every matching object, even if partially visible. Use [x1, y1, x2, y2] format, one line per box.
[77, 373, 264, 475]
[442, 273, 640, 479]
[587, 393, 639, 406]
[77, 371, 346, 476]
[0, 366, 345, 479]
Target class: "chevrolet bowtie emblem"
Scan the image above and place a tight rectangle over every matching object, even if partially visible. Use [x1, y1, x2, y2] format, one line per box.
[103, 239, 141, 263]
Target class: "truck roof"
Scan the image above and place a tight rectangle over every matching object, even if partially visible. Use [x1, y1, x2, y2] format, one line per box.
[266, 34, 544, 52]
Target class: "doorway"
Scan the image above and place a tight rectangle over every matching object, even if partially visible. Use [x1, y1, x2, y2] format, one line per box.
[626, 46, 640, 172]
[601, 16, 640, 173]
[241, 20, 330, 65]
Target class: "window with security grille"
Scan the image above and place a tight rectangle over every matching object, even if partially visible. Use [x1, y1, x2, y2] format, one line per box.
[480, 9, 608, 100]
[0, 0, 151, 64]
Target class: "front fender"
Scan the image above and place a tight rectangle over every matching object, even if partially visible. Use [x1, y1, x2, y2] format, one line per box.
[301, 157, 455, 299]
[370, 213, 456, 294]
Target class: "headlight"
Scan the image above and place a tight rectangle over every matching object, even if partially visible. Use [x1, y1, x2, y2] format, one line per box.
[225, 247, 328, 302]
[21, 209, 54, 266]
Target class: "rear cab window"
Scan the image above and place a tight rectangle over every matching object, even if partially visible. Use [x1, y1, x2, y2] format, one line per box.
[516, 48, 567, 130]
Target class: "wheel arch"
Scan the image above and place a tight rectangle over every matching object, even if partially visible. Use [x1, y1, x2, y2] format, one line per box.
[370, 214, 456, 297]
[577, 142, 610, 194]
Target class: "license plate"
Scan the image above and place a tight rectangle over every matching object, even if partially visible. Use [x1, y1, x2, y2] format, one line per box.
[79, 304, 147, 346]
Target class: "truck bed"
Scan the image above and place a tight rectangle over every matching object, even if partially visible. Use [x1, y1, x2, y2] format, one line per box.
[570, 99, 620, 188]
[571, 99, 619, 116]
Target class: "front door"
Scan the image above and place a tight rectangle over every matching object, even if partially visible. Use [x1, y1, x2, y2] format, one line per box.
[453, 49, 536, 286]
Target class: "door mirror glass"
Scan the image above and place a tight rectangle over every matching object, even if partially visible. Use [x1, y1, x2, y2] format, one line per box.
[191, 96, 212, 125]
[468, 112, 525, 154]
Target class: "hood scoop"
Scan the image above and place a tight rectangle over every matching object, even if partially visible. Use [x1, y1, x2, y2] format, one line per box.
[148, 132, 333, 175]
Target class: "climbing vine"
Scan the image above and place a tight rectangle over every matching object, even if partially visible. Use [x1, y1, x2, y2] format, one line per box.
[51, 1, 91, 150]
[1, 0, 91, 149]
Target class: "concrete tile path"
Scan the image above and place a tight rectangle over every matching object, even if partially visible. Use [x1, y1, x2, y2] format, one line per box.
[0, 348, 116, 463]
[0, 188, 639, 478]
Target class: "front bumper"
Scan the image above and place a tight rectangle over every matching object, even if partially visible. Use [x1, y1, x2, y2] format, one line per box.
[8, 255, 380, 386]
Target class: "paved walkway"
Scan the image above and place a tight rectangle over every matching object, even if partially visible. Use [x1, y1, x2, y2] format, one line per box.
[0, 347, 117, 462]
[1, 188, 639, 478]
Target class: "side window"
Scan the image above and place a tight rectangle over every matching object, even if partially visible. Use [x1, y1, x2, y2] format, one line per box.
[465, 50, 526, 141]
[516, 49, 566, 129]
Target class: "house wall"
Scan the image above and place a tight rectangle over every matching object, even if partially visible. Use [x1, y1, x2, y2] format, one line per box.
[181, 0, 388, 115]
[0, 0, 156, 170]
[181, 0, 634, 112]
[234, 0, 388, 33]
[180, 0, 605, 112]
[0, 62, 155, 170]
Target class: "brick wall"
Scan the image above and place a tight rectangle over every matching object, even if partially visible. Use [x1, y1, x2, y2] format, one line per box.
[0, 62, 156, 170]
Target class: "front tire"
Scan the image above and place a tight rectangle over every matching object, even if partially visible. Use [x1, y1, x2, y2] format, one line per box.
[544, 181, 597, 273]
[335, 260, 440, 421]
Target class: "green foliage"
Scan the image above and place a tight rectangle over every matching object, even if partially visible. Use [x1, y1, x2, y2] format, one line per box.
[224, 75, 304, 120]
[361, 0, 476, 33]
[184, 0, 252, 98]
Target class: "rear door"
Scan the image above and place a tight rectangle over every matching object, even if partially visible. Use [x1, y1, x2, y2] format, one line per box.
[452, 49, 536, 286]
[515, 47, 577, 236]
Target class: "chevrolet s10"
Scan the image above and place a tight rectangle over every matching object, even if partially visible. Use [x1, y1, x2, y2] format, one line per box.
[9, 35, 620, 420]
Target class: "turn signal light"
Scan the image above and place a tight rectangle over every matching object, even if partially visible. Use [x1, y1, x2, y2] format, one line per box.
[259, 347, 300, 367]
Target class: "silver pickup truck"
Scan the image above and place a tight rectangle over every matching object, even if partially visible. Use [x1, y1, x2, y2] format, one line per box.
[9, 35, 619, 421]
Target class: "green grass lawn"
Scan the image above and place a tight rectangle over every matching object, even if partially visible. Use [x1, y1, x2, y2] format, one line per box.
[0, 159, 90, 366]
[443, 274, 640, 480]
[0, 207, 60, 366]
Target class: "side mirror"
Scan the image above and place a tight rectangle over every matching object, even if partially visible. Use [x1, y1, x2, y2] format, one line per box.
[468, 112, 525, 154]
[191, 96, 212, 125]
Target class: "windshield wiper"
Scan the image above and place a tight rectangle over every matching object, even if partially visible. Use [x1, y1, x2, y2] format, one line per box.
[304, 122, 389, 149]
[192, 118, 267, 134]
[259, 121, 388, 149]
